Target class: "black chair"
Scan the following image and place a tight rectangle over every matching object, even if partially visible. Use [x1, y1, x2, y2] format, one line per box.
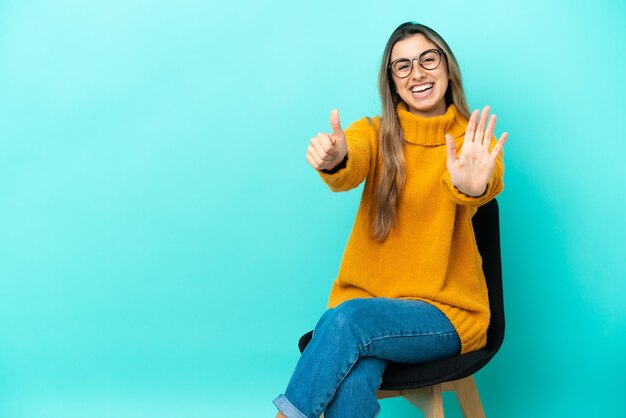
[297, 198, 504, 417]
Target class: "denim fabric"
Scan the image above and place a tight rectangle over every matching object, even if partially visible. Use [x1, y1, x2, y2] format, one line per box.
[273, 297, 462, 418]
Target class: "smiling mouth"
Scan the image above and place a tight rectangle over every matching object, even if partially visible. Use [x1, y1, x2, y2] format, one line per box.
[409, 83, 434, 98]
[410, 83, 434, 93]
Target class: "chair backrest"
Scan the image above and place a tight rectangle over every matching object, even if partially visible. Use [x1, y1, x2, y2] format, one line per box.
[471, 198, 505, 352]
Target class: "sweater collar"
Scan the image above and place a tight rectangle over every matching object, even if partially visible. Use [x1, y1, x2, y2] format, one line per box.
[396, 101, 467, 146]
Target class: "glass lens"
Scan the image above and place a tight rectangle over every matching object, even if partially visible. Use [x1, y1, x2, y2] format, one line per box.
[392, 59, 413, 77]
[420, 50, 440, 70]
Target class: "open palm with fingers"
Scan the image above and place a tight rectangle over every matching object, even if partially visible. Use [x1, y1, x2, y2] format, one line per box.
[444, 105, 508, 197]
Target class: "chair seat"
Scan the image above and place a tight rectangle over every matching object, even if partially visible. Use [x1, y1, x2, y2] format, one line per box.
[298, 330, 500, 391]
[378, 347, 496, 390]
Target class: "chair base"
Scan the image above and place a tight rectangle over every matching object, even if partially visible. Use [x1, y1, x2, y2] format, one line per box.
[376, 375, 486, 418]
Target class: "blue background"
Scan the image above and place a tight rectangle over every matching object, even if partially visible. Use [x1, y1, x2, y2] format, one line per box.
[1, 0, 624, 416]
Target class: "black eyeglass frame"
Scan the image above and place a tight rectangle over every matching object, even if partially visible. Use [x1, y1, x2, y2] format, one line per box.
[388, 48, 445, 78]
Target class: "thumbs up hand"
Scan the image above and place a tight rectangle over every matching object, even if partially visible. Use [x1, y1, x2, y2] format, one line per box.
[306, 109, 348, 171]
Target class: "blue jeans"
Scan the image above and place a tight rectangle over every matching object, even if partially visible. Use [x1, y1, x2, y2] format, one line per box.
[273, 297, 462, 418]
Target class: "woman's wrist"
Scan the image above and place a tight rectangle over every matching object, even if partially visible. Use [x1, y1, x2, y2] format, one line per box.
[320, 153, 348, 174]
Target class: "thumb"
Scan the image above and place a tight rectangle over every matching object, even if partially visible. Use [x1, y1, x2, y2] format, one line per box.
[330, 109, 344, 145]
[445, 134, 458, 167]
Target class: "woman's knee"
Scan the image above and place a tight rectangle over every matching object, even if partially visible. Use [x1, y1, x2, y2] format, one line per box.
[317, 298, 372, 332]
[335, 298, 375, 321]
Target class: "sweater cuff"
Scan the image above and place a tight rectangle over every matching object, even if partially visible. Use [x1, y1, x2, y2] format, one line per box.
[441, 170, 496, 206]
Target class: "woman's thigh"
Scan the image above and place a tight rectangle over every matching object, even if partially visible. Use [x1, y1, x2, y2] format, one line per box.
[316, 297, 461, 364]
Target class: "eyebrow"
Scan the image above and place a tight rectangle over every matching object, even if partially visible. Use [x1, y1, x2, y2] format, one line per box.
[391, 49, 435, 62]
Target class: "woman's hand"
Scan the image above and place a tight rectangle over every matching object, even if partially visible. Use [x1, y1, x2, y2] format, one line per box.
[444, 105, 508, 196]
[306, 109, 348, 171]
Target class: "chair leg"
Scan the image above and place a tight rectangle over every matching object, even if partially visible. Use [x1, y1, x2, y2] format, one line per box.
[453, 376, 486, 418]
[402, 384, 445, 418]
[377, 390, 403, 399]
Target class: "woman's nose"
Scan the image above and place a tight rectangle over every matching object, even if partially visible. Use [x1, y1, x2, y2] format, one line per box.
[410, 61, 426, 79]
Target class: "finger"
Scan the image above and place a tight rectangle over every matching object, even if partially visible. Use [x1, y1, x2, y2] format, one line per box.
[483, 114, 496, 148]
[488, 132, 508, 162]
[310, 141, 331, 165]
[474, 105, 490, 144]
[306, 151, 322, 170]
[308, 146, 331, 169]
[465, 109, 479, 143]
[320, 133, 340, 159]
[445, 134, 458, 167]
[330, 109, 344, 145]
[307, 140, 326, 168]
[311, 135, 338, 163]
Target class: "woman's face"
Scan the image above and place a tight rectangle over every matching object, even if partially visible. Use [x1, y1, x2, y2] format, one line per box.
[390, 34, 450, 117]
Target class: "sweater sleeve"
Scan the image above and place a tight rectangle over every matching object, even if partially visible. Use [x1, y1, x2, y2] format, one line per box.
[440, 135, 504, 206]
[317, 117, 373, 192]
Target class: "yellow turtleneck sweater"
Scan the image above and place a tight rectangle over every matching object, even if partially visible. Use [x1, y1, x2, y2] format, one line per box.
[317, 101, 504, 354]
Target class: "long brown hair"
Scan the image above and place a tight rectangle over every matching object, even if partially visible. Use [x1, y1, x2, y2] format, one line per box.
[372, 22, 471, 241]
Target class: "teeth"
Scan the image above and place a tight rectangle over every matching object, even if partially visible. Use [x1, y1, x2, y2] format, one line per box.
[411, 83, 433, 92]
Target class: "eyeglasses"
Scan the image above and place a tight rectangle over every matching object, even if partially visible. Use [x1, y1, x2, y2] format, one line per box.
[388, 49, 445, 78]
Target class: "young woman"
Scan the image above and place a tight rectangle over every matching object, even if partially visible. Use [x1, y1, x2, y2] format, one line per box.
[274, 21, 508, 418]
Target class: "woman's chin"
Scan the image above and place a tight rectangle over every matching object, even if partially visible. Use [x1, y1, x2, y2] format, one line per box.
[406, 96, 446, 116]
